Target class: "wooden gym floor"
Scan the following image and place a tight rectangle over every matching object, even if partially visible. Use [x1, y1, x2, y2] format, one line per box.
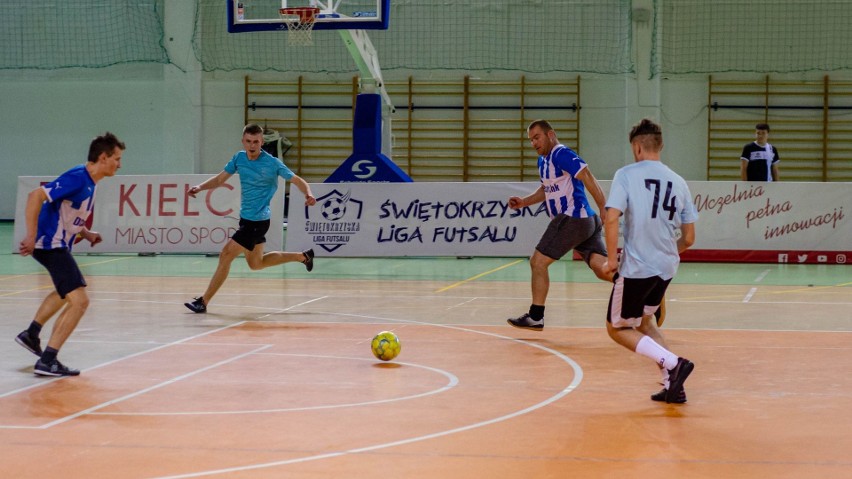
[1, 224, 850, 478]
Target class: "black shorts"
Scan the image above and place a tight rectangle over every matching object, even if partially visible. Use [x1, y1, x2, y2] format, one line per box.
[33, 248, 87, 299]
[535, 214, 607, 263]
[231, 218, 271, 251]
[607, 275, 670, 328]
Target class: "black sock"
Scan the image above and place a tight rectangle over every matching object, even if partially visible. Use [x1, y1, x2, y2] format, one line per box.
[27, 321, 43, 338]
[529, 304, 545, 321]
[41, 347, 58, 364]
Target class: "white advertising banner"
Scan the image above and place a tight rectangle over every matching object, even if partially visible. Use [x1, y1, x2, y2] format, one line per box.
[13, 175, 285, 254]
[684, 181, 849, 263]
[286, 181, 851, 264]
[289, 182, 550, 257]
[14, 175, 849, 264]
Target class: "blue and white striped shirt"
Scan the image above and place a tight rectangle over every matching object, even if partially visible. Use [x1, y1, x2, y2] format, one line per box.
[538, 144, 596, 218]
[36, 165, 97, 251]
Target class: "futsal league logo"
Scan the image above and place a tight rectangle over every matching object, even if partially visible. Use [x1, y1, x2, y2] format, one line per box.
[305, 189, 364, 253]
[320, 190, 353, 220]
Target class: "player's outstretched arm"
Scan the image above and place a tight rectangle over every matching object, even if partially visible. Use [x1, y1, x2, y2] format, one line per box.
[289, 175, 316, 206]
[509, 185, 545, 210]
[188, 171, 232, 198]
[577, 168, 607, 215]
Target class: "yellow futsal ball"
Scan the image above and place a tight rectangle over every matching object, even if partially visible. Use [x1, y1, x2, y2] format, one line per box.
[371, 331, 401, 361]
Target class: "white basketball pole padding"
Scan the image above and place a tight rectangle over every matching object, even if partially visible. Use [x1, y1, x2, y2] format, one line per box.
[339, 28, 394, 158]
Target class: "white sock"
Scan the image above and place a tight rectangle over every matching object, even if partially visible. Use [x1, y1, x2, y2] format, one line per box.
[636, 336, 679, 371]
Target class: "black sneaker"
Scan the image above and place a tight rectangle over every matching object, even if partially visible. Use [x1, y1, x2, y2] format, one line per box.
[654, 295, 667, 327]
[507, 313, 544, 331]
[666, 357, 694, 404]
[184, 297, 207, 313]
[15, 330, 42, 357]
[34, 358, 80, 377]
[651, 387, 687, 404]
[302, 248, 315, 272]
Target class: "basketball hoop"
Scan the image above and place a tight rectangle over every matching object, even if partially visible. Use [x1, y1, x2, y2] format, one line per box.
[279, 7, 320, 47]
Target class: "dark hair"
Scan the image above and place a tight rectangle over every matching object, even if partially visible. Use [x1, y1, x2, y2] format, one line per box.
[87, 132, 125, 163]
[755, 123, 770, 131]
[628, 118, 663, 150]
[527, 119, 554, 134]
[243, 123, 264, 136]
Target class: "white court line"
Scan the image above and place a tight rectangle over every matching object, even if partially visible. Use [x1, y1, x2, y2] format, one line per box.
[0, 345, 271, 430]
[446, 297, 479, 309]
[743, 269, 771, 302]
[0, 321, 249, 400]
[255, 295, 329, 320]
[91, 353, 458, 416]
[152, 311, 584, 479]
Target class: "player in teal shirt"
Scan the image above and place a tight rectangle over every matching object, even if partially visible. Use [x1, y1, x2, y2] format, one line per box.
[184, 124, 317, 313]
[603, 118, 697, 404]
[223, 148, 294, 221]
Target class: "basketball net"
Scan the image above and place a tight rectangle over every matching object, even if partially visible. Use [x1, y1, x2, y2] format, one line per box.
[279, 7, 320, 47]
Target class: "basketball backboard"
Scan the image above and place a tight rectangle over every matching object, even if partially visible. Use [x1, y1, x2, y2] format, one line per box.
[227, 0, 390, 32]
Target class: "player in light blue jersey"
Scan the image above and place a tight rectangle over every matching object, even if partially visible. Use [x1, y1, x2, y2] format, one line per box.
[603, 118, 697, 404]
[184, 124, 317, 313]
[507, 120, 613, 331]
[15, 132, 125, 377]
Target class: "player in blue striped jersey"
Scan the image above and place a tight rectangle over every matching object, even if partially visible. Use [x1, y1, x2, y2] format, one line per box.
[603, 118, 697, 403]
[15, 132, 125, 377]
[507, 120, 613, 331]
